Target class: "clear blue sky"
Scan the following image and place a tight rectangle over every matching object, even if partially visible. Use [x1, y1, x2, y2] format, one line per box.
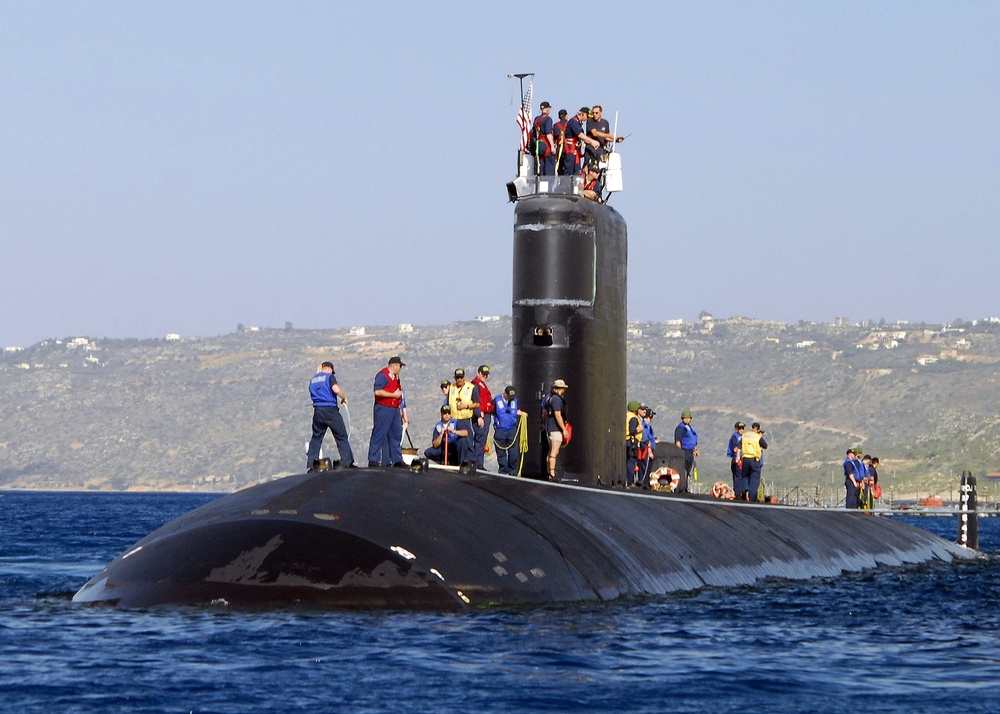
[2, 2, 997, 347]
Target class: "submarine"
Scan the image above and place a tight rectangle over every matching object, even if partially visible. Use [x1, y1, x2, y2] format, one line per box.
[75, 141, 975, 610]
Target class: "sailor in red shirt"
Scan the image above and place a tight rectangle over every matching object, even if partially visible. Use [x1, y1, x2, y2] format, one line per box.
[366, 356, 405, 467]
[471, 365, 494, 469]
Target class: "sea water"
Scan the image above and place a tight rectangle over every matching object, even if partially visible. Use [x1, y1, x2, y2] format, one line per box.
[2, 491, 999, 713]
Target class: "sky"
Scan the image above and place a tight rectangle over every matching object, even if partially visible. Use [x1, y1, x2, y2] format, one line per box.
[2, 1, 998, 347]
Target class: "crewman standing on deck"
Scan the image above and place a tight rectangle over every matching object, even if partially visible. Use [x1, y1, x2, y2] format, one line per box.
[673, 409, 699, 493]
[367, 356, 405, 468]
[471, 365, 494, 469]
[493, 386, 527, 476]
[625, 400, 643, 488]
[448, 368, 477, 466]
[306, 361, 356, 471]
[740, 422, 768, 501]
[843, 448, 863, 508]
[727, 422, 746, 495]
[543, 379, 569, 480]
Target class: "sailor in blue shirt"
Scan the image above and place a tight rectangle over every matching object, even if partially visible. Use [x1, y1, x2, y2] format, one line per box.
[638, 406, 657, 488]
[493, 386, 526, 475]
[843, 448, 863, 508]
[306, 361, 355, 470]
[424, 405, 468, 465]
[728, 422, 746, 495]
[673, 409, 699, 493]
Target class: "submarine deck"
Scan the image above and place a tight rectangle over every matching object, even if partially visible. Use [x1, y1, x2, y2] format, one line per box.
[73, 466, 974, 610]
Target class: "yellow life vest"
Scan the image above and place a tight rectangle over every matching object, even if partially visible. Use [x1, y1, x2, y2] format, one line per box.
[625, 411, 641, 443]
[742, 431, 763, 460]
[449, 383, 476, 420]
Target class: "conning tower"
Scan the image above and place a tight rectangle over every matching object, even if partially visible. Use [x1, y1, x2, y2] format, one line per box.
[512, 193, 627, 485]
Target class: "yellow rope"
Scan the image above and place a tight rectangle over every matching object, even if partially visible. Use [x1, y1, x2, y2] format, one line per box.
[493, 414, 529, 477]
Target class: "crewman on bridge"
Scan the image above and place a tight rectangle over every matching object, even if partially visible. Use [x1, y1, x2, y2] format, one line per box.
[532, 101, 556, 175]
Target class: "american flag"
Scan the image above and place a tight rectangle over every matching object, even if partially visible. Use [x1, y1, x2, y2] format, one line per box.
[516, 79, 533, 152]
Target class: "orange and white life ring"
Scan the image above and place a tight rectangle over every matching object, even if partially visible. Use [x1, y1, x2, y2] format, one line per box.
[650, 467, 681, 491]
[711, 481, 736, 500]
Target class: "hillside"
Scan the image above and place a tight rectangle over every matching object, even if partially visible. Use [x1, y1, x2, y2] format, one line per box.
[2, 318, 999, 502]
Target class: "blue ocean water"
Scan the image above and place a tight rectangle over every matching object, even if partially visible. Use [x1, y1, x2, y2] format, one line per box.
[2, 492, 999, 713]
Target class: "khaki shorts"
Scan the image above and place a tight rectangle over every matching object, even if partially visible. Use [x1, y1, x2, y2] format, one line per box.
[548, 430, 563, 444]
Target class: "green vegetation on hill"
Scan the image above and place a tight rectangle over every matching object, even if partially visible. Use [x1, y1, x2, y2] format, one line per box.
[2, 318, 999, 501]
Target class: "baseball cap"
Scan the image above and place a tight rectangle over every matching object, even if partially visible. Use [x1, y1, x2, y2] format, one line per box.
[454, 368, 465, 378]
[321, 361, 334, 371]
[553, 378, 568, 389]
[479, 365, 490, 375]
[735, 421, 746, 429]
[388, 356, 405, 366]
[505, 385, 515, 396]
[540, 101, 550, 109]
[627, 400, 641, 412]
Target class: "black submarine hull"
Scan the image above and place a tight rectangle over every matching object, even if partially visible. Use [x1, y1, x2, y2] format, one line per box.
[74, 467, 972, 609]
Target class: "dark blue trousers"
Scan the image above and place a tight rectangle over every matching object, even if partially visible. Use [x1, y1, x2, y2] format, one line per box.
[453, 418, 473, 464]
[731, 459, 745, 494]
[307, 406, 353, 470]
[845, 479, 860, 509]
[494, 427, 519, 475]
[424, 443, 456, 464]
[626, 450, 639, 486]
[367, 404, 402, 465]
[473, 414, 492, 469]
[742, 458, 762, 501]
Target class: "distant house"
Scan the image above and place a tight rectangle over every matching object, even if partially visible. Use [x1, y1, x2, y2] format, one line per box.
[165, 333, 181, 341]
[247, 326, 261, 332]
[67, 337, 89, 348]
[664, 318, 683, 326]
[349, 326, 366, 336]
[916, 355, 939, 366]
[627, 327, 643, 338]
[834, 316, 850, 327]
[4, 346, 24, 353]
[475, 316, 501, 323]
[796, 340, 816, 348]
[398, 324, 413, 334]
[664, 330, 683, 338]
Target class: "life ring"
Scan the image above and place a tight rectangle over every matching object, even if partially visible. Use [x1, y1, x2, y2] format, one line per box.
[650, 467, 680, 491]
[873, 484, 883, 499]
[711, 481, 736, 500]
